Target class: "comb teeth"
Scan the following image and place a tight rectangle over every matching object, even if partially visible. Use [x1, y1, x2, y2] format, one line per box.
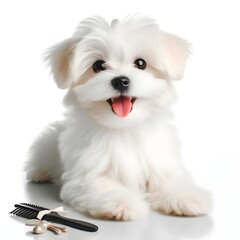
[20, 203, 49, 210]
[10, 207, 38, 219]
[10, 203, 49, 219]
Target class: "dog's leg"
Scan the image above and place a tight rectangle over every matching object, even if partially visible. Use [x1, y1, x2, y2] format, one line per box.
[146, 174, 212, 216]
[60, 177, 149, 221]
[25, 122, 64, 183]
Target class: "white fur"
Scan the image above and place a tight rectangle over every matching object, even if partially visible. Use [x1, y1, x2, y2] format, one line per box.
[26, 15, 211, 220]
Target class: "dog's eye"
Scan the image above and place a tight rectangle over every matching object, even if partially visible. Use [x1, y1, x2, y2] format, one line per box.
[134, 58, 146, 70]
[92, 60, 107, 72]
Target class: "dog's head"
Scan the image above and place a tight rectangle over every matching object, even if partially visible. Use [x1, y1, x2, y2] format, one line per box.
[45, 15, 190, 128]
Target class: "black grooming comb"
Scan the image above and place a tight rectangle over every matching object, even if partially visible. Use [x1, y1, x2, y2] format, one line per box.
[10, 203, 98, 232]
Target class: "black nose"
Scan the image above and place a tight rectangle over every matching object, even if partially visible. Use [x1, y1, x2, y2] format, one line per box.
[111, 76, 130, 92]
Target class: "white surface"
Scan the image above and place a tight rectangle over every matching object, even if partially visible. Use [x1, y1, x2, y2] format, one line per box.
[1, 0, 240, 239]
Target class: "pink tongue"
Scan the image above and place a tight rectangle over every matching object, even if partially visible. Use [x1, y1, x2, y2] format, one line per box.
[112, 97, 132, 118]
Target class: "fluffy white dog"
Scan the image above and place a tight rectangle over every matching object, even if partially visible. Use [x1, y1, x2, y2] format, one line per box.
[26, 15, 211, 220]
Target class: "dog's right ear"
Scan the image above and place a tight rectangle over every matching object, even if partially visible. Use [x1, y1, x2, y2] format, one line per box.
[44, 38, 75, 89]
[155, 31, 191, 80]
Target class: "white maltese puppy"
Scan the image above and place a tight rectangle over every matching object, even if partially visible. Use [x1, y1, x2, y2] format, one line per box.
[26, 15, 211, 220]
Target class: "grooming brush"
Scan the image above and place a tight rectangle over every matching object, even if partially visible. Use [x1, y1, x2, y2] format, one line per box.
[10, 203, 98, 232]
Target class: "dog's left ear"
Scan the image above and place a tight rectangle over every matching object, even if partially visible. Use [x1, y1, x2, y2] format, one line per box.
[44, 38, 75, 89]
[156, 32, 190, 80]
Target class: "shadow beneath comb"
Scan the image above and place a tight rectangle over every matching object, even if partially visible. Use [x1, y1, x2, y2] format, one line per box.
[24, 182, 62, 209]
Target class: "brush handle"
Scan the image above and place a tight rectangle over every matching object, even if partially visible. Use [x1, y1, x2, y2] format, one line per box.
[43, 212, 98, 232]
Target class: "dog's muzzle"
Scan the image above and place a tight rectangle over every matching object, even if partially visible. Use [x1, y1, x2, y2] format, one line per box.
[107, 76, 136, 118]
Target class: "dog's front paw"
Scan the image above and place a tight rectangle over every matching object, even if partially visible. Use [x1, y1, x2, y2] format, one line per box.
[86, 194, 149, 221]
[147, 186, 212, 216]
[26, 168, 51, 183]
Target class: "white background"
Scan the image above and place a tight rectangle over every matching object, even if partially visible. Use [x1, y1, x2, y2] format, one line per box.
[0, 0, 240, 239]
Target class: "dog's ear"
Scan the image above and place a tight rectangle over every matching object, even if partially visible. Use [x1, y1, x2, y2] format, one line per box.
[156, 32, 190, 80]
[44, 38, 75, 89]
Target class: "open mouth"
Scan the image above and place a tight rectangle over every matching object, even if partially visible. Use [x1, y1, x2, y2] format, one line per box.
[107, 96, 137, 118]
